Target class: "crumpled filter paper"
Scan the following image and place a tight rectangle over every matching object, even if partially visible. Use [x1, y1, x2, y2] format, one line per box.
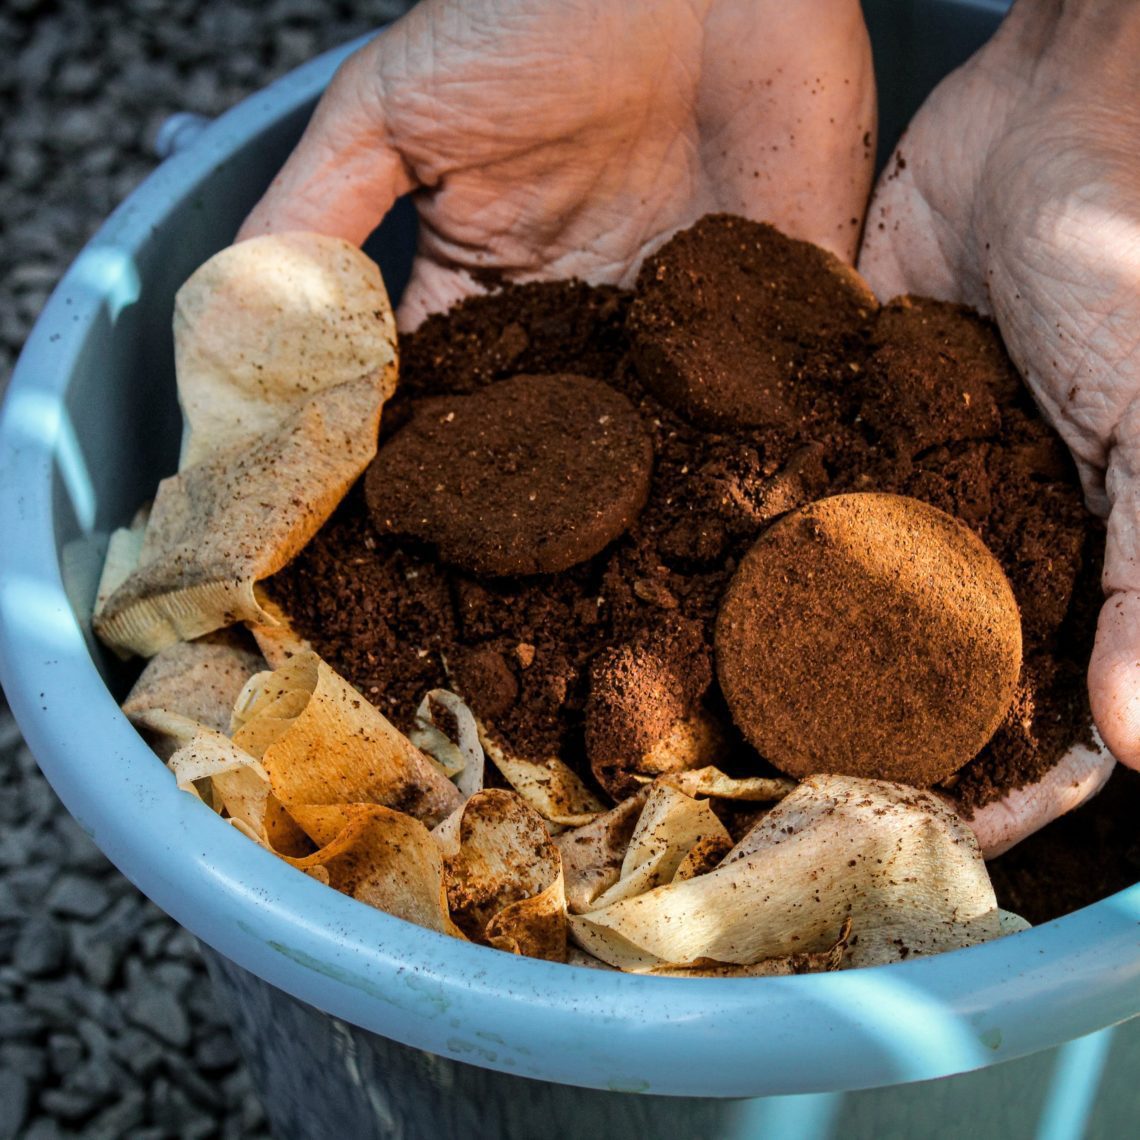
[93, 233, 397, 658]
[121, 628, 265, 760]
[143, 651, 567, 954]
[434, 789, 568, 961]
[131, 646, 1023, 970]
[228, 650, 462, 827]
[568, 774, 1023, 972]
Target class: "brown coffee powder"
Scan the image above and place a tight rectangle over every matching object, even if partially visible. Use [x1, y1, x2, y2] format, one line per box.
[269, 216, 1101, 825]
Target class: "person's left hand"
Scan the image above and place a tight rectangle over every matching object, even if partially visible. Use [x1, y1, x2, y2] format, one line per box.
[238, 0, 876, 330]
[859, 0, 1140, 853]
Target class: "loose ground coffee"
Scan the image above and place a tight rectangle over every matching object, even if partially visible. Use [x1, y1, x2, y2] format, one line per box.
[269, 214, 1111, 920]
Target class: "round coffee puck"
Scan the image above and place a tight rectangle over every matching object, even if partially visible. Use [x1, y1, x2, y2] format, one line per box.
[715, 493, 1022, 785]
[365, 373, 653, 576]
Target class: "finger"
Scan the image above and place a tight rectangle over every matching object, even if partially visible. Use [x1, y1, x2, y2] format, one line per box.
[964, 735, 1116, 859]
[1089, 591, 1140, 770]
[1087, 397, 1140, 768]
[237, 40, 415, 244]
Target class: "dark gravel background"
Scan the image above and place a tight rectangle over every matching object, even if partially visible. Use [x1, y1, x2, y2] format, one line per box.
[1, 2, 414, 1136]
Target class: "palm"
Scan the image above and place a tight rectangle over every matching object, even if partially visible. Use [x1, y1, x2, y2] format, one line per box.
[858, 3, 1140, 838]
[241, 0, 875, 328]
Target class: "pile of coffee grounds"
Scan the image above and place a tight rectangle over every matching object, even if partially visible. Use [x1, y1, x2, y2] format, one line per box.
[269, 214, 1101, 824]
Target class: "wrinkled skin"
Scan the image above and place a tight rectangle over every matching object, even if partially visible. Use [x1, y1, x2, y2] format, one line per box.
[242, 0, 1140, 853]
[860, 0, 1140, 845]
[239, 0, 876, 328]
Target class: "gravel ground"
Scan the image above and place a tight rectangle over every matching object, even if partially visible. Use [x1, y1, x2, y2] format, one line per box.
[1, 2, 414, 1136]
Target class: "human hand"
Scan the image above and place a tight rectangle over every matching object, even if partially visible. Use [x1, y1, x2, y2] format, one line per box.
[238, 0, 875, 329]
[858, 0, 1140, 852]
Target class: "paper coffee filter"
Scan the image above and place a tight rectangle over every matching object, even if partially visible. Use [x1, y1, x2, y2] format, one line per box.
[231, 652, 463, 827]
[122, 630, 267, 759]
[478, 729, 607, 827]
[434, 789, 568, 961]
[569, 775, 1009, 972]
[554, 766, 793, 915]
[589, 783, 731, 910]
[557, 790, 650, 914]
[281, 804, 461, 939]
[93, 234, 397, 659]
[660, 766, 796, 802]
[410, 690, 485, 794]
[174, 233, 397, 468]
[646, 920, 853, 977]
[166, 727, 272, 843]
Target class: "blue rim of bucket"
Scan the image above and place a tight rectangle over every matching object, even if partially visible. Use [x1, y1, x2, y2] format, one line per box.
[1, 35, 1138, 1099]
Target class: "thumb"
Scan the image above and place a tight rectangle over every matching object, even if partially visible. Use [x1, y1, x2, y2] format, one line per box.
[237, 40, 414, 244]
[1089, 592, 1140, 771]
[1088, 400, 1140, 770]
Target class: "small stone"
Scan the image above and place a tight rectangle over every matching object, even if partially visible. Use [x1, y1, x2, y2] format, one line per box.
[185, 985, 231, 1029]
[0, 881, 25, 921]
[193, 1028, 240, 1071]
[51, 107, 107, 151]
[130, 1129, 170, 1140]
[5, 863, 55, 901]
[72, 895, 145, 987]
[56, 59, 102, 96]
[268, 0, 321, 23]
[109, 1025, 165, 1078]
[0, 787, 25, 825]
[0, 1070, 29, 1140]
[47, 1031, 84, 1076]
[0, 1041, 47, 1082]
[167, 1058, 225, 1110]
[150, 1075, 215, 1136]
[63, 975, 125, 1032]
[86, 1090, 147, 1140]
[69, 931, 117, 989]
[152, 960, 196, 997]
[21, 1121, 63, 1140]
[162, 926, 200, 960]
[0, 1002, 45, 1040]
[0, 828, 33, 870]
[53, 813, 110, 873]
[62, 1055, 121, 1104]
[23, 776, 63, 825]
[46, 872, 112, 919]
[39, 1086, 102, 1122]
[139, 920, 173, 959]
[75, 1016, 112, 1059]
[23, 981, 75, 1030]
[125, 982, 192, 1048]
[13, 913, 66, 976]
[0, 710, 23, 752]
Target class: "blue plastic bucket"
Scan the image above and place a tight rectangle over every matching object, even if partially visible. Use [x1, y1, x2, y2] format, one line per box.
[2, 5, 1138, 1136]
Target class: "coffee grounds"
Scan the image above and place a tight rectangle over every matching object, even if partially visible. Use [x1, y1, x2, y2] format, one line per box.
[628, 214, 877, 430]
[715, 494, 1023, 786]
[585, 615, 715, 798]
[365, 373, 653, 576]
[269, 215, 1100, 825]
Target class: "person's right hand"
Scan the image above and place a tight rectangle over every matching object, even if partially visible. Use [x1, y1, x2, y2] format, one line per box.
[238, 0, 875, 329]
